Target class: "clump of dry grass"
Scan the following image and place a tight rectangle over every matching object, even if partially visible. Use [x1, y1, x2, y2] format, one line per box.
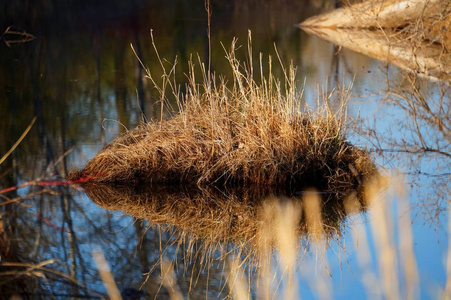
[69, 37, 377, 193]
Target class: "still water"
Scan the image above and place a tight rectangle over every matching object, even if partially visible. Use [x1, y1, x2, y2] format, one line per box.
[1, 0, 450, 299]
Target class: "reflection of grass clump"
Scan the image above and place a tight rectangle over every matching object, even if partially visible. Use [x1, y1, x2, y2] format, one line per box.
[80, 178, 387, 299]
[80, 181, 374, 292]
[70, 39, 377, 194]
[82, 183, 369, 244]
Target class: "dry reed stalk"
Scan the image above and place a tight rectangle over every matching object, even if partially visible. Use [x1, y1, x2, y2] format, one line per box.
[344, 193, 381, 298]
[228, 195, 302, 300]
[70, 38, 377, 194]
[274, 199, 300, 300]
[395, 179, 419, 300]
[0, 117, 36, 166]
[344, 176, 420, 299]
[1, 26, 35, 47]
[302, 192, 333, 300]
[256, 198, 274, 300]
[365, 178, 401, 300]
[160, 258, 183, 300]
[227, 189, 345, 299]
[92, 250, 121, 300]
[227, 257, 250, 300]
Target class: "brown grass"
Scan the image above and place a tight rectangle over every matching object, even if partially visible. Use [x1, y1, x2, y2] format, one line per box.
[69, 37, 377, 194]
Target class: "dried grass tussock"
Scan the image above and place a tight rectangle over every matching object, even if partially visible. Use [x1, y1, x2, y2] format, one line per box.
[69, 38, 377, 193]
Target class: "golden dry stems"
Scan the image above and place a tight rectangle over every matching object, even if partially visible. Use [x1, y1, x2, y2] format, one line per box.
[395, 180, 419, 300]
[71, 38, 377, 194]
[1, 26, 36, 47]
[255, 198, 273, 299]
[344, 194, 381, 297]
[227, 257, 250, 300]
[226, 189, 339, 300]
[271, 199, 300, 299]
[0, 117, 36, 166]
[365, 179, 401, 300]
[160, 258, 183, 300]
[344, 176, 420, 300]
[223, 175, 420, 300]
[228, 198, 302, 300]
[302, 192, 333, 300]
[92, 250, 122, 300]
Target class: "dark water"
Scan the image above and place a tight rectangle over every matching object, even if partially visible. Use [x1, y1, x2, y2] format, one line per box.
[1, 0, 450, 299]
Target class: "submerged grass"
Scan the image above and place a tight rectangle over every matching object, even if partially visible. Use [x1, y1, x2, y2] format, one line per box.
[69, 36, 377, 193]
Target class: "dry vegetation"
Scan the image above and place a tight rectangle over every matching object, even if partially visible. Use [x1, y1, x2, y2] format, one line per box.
[301, 0, 450, 223]
[361, 72, 451, 223]
[69, 37, 377, 194]
[225, 176, 421, 300]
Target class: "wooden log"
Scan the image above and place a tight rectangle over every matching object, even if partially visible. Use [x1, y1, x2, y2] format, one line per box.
[299, 0, 451, 82]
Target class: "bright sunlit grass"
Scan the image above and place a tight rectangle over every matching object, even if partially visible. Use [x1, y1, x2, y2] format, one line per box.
[70, 33, 377, 197]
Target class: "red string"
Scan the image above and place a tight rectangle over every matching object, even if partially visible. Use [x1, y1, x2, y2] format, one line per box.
[0, 173, 102, 194]
[0, 173, 105, 232]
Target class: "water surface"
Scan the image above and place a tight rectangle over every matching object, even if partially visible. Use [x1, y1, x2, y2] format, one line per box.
[1, 1, 450, 299]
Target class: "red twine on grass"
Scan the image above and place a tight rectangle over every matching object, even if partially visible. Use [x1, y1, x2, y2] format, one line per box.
[0, 173, 104, 232]
[0, 173, 102, 195]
